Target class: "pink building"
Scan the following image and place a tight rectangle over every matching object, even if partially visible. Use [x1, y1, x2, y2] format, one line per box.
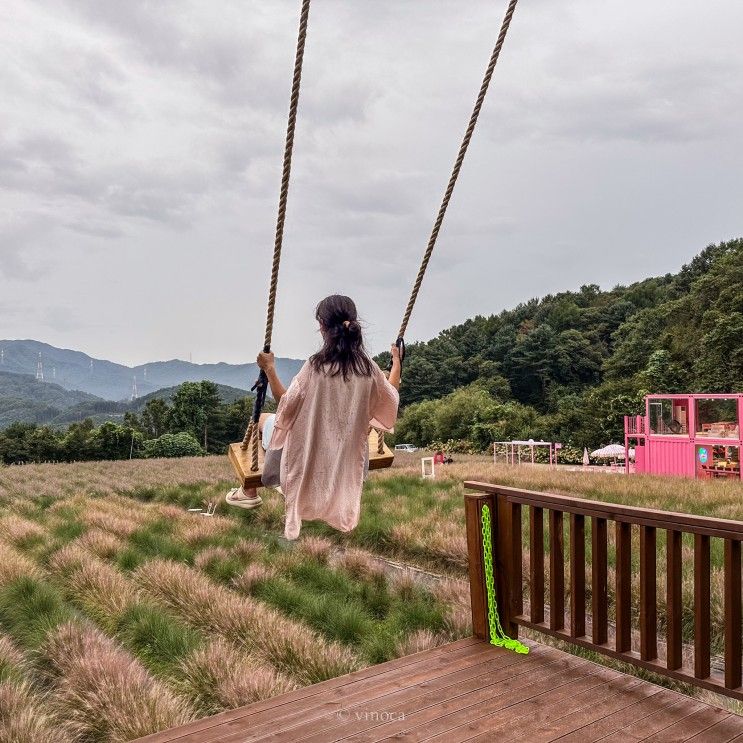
[625, 394, 742, 480]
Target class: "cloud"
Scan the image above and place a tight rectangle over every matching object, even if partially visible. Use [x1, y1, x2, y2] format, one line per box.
[0, 214, 54, 281]
[0, 0, 741, 364]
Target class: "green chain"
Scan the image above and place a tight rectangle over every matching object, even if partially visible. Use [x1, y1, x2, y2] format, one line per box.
[480, 504, 529, 654]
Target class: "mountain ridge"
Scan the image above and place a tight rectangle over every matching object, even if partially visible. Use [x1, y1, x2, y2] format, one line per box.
[0, 371, 253, 429]
[0, 339, 304, 401]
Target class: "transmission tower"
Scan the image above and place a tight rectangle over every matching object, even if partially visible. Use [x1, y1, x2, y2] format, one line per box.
[131, 375, 138, 401]
[36, 353, 44, 381]
[0, 348, 4, 365]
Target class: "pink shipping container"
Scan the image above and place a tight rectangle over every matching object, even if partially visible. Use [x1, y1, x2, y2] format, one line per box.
[624, 394, 743, 480]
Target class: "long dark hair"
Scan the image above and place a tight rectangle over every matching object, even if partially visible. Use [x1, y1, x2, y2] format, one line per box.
[309, 295, 374, 380]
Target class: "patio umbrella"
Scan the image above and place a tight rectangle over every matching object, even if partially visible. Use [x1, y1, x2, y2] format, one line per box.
[582, 448, 590, 467]
[591, 444, 626, 459]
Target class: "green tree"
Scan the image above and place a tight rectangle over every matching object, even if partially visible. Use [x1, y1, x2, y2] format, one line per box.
[0, 423, 36, 464]
[144, 432, 204, 458]
[694, 312, 743, 391]
[638, 350, 684, 394]
[87, 422, 142, 461]
[62, 419, 96, 462]
[140, 398, 171, 439]
[169, 381, 223, 452]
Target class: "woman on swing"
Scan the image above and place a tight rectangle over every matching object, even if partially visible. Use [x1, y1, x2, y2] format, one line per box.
[227, 294, 402, 541]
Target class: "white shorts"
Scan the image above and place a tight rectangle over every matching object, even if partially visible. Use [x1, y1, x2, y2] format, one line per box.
[262, 414, 276, 450]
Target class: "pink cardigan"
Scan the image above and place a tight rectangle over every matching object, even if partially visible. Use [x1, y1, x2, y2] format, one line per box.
[269, 361, 399, 540]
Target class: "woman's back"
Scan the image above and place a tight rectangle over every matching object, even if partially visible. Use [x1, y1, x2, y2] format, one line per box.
[271, 360, 398, 539]
[259, 294, 400, 540]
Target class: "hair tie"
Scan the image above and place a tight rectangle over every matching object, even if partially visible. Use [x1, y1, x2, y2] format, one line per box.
[343, 320, 351, 329]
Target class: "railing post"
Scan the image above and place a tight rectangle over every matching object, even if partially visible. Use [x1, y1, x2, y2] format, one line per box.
[465, 492, 492, 640]
[496, 491, 518, 639]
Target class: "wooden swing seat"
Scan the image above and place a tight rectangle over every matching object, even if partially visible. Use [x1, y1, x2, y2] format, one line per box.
[228, 430, 394, 489]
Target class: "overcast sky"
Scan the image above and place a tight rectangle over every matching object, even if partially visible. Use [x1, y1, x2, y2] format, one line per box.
[2, 0, 742, 367]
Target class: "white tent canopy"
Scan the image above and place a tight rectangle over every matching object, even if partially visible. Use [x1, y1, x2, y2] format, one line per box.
[591, 444, 626, 459]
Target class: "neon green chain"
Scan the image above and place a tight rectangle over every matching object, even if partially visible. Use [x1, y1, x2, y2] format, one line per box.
[480, 504, 529, 654]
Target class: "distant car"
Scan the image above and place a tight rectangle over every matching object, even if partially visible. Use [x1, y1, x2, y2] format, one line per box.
[395, 444, 419, 452]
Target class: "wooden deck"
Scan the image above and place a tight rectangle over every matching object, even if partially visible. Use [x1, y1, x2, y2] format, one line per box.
[136, 637, 743, 743]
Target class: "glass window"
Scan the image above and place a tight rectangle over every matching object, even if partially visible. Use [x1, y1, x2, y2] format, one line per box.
[648, 398, 689, 435]
[696, 444, 740, 479]
[695, 398, 740, 439]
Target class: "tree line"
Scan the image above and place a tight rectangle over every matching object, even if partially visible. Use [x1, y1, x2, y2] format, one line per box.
[0, 381, 272, 464]
[377, 239, 742, 455]
[3, 239, 740, 464]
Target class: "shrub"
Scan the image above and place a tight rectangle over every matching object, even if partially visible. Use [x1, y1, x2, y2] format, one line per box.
[144, 433, 204, 459]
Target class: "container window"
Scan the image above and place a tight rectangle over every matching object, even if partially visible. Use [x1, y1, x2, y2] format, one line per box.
[648, 399, 689, 435]
[695, 398, 739, 439]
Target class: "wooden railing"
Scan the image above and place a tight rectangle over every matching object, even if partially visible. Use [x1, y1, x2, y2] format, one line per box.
[465, 481, 743, 701]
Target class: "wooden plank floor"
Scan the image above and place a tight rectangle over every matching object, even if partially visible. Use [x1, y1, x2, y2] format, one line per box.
[135, 638, 743, 743]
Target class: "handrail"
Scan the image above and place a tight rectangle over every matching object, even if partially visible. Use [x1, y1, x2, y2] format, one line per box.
[465, 481, 743, 540]
[464, 480, 743, 702]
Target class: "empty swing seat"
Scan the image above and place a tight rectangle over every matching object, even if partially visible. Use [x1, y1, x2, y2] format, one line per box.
[228, 429, 393, 489]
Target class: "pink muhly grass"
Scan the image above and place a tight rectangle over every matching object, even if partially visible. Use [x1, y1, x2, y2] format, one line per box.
[296, 536, 334, 564]
[156, 504, 187, 522]
[431, 578, 470, 607]
[0, 543, 42, 585]
[52, 555, 139, 631]
[335, 548, 386, 581]
[41, 621, 193, 742]
[0, 681, 68, 743]
[134, 560, 360, 685]
[390, 571, 418, 601]
[421, 523, 468, 567]
[395, 629, 449, 657]
[179, 638, 296, 715]
[443, 605, 473, 638]
[194, 547, 233, 571]
[74, 528, 125, 559]
[0, 634, 27, 677]
[180, 516, 236, 547]
[48, 544, 89, 576]
[232, 564, 277, 594]
[0, 457, 234, 504]
[82, 511, 140, 538]
[431, 578, 473, 638]
[232, 538, 266, 562]
[0, 515, 46, 546]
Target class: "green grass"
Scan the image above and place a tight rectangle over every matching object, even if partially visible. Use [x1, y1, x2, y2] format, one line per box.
[114, 603, 201, 677]
[250, 556, 446, 663]
[128, 523, 195, 565]
[0, 577, 75, 649]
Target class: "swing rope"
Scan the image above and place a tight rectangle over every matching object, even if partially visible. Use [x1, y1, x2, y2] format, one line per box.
[241, 0, 311, 467]
[396, 0, 519, 341]
[239, 0, 519, 472]
[480, 504, 529, 654]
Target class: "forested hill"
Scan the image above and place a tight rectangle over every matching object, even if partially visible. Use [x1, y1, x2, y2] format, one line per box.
[382, 238, 742, 453]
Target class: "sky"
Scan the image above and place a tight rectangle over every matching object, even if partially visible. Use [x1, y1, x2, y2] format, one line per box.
[2, 0, 742, 367]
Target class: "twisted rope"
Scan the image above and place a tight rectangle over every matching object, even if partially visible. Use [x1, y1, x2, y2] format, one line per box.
[397, 0, 519, 340]
[241, 0, 311, 456]
[241, 420, 254, 450]
[251, 422, 260, 471]
[376, 428, 385, 455]
[264, 0, 311, 350]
